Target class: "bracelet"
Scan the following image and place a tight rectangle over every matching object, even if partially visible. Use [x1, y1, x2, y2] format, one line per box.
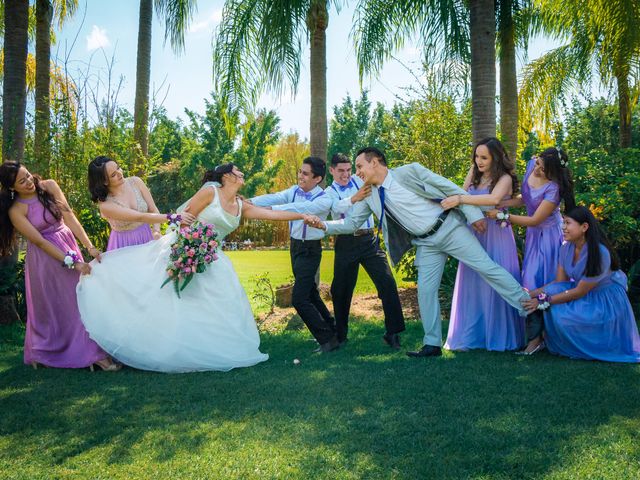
[496, 208, 511, 228]
[166, 213, 182, 228]
[62, 250, 79, 269]
[536, 291, 551, 310]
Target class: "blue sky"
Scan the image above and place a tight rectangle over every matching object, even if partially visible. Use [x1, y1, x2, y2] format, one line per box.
[54, 0, 564, 139]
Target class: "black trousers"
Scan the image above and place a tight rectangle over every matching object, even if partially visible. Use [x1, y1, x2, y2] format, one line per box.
[290, 239, 335, 344]
[330, 234, 405, 342]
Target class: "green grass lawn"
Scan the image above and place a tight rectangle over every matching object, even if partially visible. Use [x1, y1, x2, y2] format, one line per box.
[1, 251, 639, 478]
[227, 249, 413, 296]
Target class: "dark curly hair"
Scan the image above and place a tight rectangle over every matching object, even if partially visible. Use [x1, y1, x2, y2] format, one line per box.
[0, 161, 62, 255]
[202, 163, 235, 185]
[88, 155, 117, 202]
[470, 137, 518, 194]
[538, 147, 576, 212]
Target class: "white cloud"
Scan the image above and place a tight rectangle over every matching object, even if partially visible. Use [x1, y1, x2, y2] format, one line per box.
[189, 9, 223, 33]
[86, 25, 110, 51]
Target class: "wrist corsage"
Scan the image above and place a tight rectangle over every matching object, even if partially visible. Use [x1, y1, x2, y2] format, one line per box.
[62, 250, 79, 269]
[166, 213, 182, 228]
[496, 208, 510, 228]
[537, 291, 551, 310]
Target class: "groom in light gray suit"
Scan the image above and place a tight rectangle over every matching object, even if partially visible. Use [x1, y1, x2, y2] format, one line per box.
[310, 147, 529, 357]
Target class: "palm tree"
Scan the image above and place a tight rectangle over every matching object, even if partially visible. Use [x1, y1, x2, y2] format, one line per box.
[353, 0, 498, 144]
[34, 0, 78, 176]
[212, 0, 341, 162]
[133, 0, 197, 175]
[1, 0, 29, 324]
[520, 0, 640, 148]
[2, 0, 29, 162]
[354, 0, 538, 159]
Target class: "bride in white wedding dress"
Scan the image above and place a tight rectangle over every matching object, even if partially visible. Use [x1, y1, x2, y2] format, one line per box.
[77, 164, 308, 373]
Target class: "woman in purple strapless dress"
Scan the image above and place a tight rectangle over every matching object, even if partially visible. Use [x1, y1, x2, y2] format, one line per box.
[523, 207, 640, 363]
[88, 156, 190, 251]
[488, 147, 576, 355]
[0, 161, 118, 370]
[441, 138, 523, 351]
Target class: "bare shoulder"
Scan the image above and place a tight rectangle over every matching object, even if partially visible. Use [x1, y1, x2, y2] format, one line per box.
[38, 178, 59, 192]
[8, 201, 27, 218]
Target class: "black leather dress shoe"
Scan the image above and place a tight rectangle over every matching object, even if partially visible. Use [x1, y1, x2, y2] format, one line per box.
[383, 333, 401, 350]
[313, 336, 340, 353]
[406, 345, 442, 357]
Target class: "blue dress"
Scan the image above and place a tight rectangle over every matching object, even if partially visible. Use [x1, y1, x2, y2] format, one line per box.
[521, 158, 564, 290]
[544, 243, 640, 363]
[445, 187, 524, 351]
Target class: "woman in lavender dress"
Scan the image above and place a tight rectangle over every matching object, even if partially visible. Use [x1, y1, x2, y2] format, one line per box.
[489, 147, 575, 354]
[0, 161, 119, 370]
[87, 156, 192, 250]
[441, 138, 523, 351]
[523, 207, 640, 363]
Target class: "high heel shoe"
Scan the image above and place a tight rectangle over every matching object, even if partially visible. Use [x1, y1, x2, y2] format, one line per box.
[516, 341, 546, 356]
[89, 359, 122, 372]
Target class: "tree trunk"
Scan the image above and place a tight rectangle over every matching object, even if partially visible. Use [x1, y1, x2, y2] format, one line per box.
[499, 0, 518, 162]
[34, 0, 53, 176]
[307, 0, 328, 165]
[133, 0, 153, 175]
[469, 0, 496, 143]
[2, 0, 30, 163]
[617, 73, 632, 148]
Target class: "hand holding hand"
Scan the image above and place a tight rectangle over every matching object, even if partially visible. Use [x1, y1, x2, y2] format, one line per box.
[74, 262, 92, 275]
[351, 185, 372, 204]
[88, 246, 102, 263]
[440, 195, 460, 210]
[181, 212, 197, 226]
[486, 209, 499, 219]
[304, 215, 326, 230]
[522, 297, 539, 314]
[471, 219, 487, 234]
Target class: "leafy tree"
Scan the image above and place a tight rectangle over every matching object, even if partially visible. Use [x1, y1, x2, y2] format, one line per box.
[212, 0, 343, 162]
[520, 0, 640, 148]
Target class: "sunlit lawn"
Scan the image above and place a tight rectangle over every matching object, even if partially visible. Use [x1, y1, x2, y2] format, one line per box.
[0, 250, 639, 479]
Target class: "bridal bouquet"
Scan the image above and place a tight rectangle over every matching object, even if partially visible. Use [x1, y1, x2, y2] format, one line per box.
[161, 221, 220, 297]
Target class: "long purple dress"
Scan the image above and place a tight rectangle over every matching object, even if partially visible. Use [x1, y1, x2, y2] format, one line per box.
[521, 158, 564, 290]
[19, 196, 106, 368]
[445, 187, 524, 351]
[105, 177, 154, 251]
[544, 243, 640, 362]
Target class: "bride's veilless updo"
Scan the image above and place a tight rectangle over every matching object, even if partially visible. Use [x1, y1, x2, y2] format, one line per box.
[202, 163, 235, 185]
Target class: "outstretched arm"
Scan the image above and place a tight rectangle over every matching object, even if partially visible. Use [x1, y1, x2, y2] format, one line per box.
[41, 180, 102, 261]
[488, 200, 556, 226]
[441, 175, 513, 209]
[9, 205, 93, 275]
[242, 202, 305, 221]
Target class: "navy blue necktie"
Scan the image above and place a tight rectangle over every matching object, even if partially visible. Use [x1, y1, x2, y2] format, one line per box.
[377, 186, 386, 241]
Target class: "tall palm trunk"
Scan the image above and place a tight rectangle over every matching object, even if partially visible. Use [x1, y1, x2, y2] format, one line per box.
[1, 0, 29, 324]
[34, 0, 53, 176]
[616, 72, 632, 148]
[2, 0, 30, 162]
[499, 0, 518, 161]
[133, 0, 153, 175]
[307, 0, 328, 163]
[469, 0, 496, 143]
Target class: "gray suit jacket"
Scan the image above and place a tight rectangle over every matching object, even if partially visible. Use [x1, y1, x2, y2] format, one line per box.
[325, 163, 484, 265]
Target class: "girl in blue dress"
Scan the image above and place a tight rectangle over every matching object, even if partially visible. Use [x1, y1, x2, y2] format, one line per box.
[523, 206, 640, 362]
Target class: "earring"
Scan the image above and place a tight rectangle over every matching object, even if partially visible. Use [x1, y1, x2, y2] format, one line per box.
[10, 190, 14, 200]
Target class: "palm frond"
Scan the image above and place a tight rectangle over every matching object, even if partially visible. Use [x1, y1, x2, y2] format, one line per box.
[154, 0, 198, 54]
[519, 43, 594, 132]
[212, 0, 308, 115]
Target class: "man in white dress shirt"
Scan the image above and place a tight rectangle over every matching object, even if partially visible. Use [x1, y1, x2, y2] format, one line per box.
[251, 157, 339, 353]
[310, 147, 530, 357]
[326, 153, 405, 349]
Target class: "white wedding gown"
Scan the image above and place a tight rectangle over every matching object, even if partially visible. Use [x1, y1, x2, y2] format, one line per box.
[77, 183, 269, 373]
